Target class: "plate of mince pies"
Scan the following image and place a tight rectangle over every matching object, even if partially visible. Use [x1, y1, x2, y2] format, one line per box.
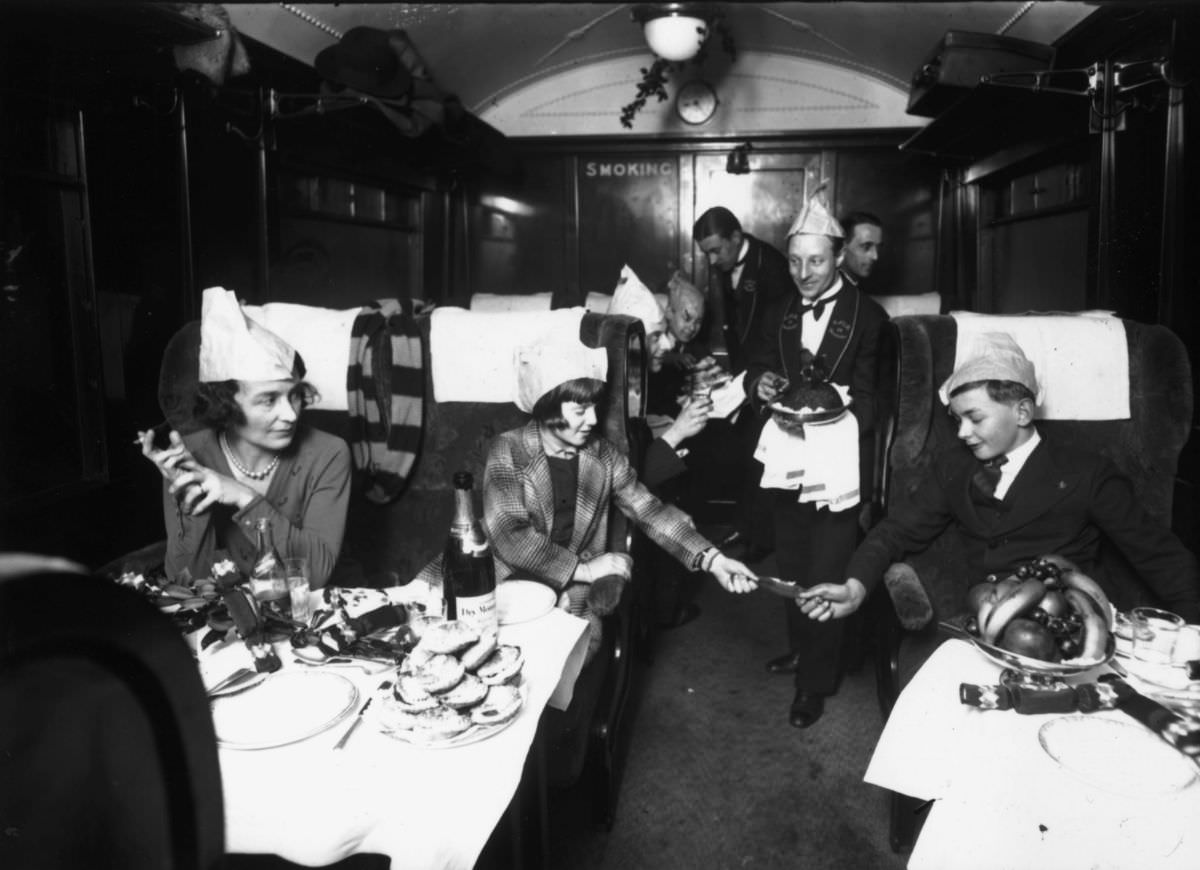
[370, 620, 526, 748]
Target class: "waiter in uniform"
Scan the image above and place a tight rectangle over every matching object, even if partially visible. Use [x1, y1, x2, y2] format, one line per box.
[743, 187, 888, 728]
[692, 208, 793, 559]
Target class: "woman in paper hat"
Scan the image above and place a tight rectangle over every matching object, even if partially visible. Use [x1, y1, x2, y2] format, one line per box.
[482, 339, 757, 660]
[138, 287, 351, 589]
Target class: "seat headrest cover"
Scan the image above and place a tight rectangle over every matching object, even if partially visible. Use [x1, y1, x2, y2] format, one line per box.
[515, 343, 608, 413]
[938, 331, 1042, 405]
[198, 287, 296, 383]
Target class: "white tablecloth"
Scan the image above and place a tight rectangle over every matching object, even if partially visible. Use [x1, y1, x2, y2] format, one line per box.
[195, 607, 588, 868]
[865, 639, 1200, 870]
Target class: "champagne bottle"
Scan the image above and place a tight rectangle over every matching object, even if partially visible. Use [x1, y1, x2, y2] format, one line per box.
[442, 471, 498, 636]
[250, 517, 289, 615]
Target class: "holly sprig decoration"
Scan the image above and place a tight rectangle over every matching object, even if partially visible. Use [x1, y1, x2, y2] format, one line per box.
[619, 11, 736, 129]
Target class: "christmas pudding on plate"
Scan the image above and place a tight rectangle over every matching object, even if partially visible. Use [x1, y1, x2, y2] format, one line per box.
[767, 354, 851, 434]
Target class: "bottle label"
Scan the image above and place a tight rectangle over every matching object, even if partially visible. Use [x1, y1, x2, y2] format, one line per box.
[455, 591, 498, 636]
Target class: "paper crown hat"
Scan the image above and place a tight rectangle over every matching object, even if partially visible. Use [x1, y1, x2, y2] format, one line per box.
[787, 183, 844, 239]
[197, 287, 297, 383]
[607, 265, 668, 336]
[938, 331, 1043, 405]
[514, 342, 609, 413]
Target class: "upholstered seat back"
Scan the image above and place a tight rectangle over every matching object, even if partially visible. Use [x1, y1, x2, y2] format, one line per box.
[885, 314, 1193, 621]
[0, 560, 224, 870]
[327, 309, 646, 584]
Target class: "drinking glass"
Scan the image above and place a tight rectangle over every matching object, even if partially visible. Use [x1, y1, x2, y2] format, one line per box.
[1131, 607, 1184, 664]
[1172, 624, 1200, 664]
[283, 557, 312, 624]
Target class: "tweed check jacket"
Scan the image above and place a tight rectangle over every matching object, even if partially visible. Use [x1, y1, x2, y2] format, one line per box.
[483, 421, 713, 589]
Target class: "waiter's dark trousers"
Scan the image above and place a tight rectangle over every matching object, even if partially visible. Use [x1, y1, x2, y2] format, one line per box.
[771, 493, 860, 695]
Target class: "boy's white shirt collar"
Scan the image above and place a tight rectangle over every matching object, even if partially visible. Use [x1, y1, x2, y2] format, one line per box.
[994, 427, 1041, 500]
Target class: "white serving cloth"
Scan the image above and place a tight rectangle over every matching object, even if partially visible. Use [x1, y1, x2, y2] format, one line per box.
[866, 639, 1200, 870]
[196, 596, 588, 869]
[241, 301, 361, 411]
[428, 307, 588, 404]
[950, 311, 1130, 420]
[469, 292, 553, 312]
[754, 386, 859, 511]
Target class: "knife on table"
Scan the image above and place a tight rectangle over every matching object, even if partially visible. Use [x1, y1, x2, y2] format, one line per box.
[332, 680, 392, 751]
[332, 697, 373, 751]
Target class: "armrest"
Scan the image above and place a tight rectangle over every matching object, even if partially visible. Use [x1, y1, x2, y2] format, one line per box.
[882, 562, 935, 631]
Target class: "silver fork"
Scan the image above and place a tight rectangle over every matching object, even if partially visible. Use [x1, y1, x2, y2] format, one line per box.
[291, 655, 390, 674]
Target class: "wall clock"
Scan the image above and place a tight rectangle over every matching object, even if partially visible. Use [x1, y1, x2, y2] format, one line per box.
[675, 80, 718, 125]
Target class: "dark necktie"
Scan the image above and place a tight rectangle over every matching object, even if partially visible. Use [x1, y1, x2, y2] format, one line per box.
[801, 294, 838, 321]
[972, 455, 1008, 501]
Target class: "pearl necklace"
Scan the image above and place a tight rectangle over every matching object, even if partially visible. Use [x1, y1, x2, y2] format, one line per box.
[220, 433, 280, 481]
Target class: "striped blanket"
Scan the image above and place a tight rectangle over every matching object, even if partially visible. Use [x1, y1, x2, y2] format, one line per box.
[347, 300, 424, 503]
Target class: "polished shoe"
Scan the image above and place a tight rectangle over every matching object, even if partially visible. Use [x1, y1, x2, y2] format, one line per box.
[765, 652, 803, 675]
[789, 690, 826, 729]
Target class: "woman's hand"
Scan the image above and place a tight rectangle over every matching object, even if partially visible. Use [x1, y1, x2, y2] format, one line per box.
[168, 463, 257, 516]
[709, 553, 757, 594]
[574, 552, 633, 584]
[661, 394, 712, 448]
[796, 579, 867, 621]
[138, 428, 196, 481]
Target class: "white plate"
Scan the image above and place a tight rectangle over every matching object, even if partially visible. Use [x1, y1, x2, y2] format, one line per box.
[496, 580, 556, 625]
[1038, 715, 1198, 797]
[371, 678, 527, 749]
[211, 670, 359, 750]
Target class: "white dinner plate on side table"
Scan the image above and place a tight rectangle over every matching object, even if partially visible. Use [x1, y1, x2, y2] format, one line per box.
[495, 580, 556, 625]
[1038, 715, 1198, 797]
[211, 670, 360, 750]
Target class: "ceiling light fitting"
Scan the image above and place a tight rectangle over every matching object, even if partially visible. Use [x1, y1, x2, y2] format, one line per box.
[633, 3, 714, 62]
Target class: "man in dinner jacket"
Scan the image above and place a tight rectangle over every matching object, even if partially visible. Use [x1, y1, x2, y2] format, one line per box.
[797, 332, 1200, 625]
[743, 187, 889, 729]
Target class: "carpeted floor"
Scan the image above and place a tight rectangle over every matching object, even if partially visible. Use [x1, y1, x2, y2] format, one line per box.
[547, 558, 910, 870]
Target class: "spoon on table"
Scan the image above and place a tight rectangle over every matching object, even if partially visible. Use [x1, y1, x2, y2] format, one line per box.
[292, 648, 392, 673]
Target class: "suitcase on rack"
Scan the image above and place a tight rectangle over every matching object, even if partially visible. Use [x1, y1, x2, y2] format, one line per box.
[907, 30, 1055, 117]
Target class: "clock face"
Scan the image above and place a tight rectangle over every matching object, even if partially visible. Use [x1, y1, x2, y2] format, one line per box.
[675, 81, 717, 126]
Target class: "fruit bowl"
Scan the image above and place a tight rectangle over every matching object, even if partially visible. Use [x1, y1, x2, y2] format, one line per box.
[941, 620, 1115, 677]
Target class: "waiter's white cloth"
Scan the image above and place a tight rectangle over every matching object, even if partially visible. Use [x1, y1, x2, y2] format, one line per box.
[754, 390, 859, 511]
[200, 603, 588, 869]
[429, 306, 588, 404]
[242, 301, 361, 411]
[866, 639, 1200, 870]
[950, 311, 1130, 420]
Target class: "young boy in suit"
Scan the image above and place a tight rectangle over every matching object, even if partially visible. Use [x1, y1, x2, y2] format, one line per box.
[798, 331, 1200, 624]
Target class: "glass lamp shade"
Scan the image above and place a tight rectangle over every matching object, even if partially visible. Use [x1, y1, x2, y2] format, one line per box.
[643, 14, 709, 62]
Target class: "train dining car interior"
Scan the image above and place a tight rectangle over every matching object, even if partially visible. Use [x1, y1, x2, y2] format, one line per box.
[2, 2, 1199, 869]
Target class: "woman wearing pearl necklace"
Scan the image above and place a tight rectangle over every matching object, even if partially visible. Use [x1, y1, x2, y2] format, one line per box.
[140, 288, 351, 589]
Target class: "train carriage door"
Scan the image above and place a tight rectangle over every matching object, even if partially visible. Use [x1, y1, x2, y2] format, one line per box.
[688, 150, 827, 360]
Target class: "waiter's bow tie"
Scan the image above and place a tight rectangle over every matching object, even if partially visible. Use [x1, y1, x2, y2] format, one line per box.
[800, 294, 838, 320]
